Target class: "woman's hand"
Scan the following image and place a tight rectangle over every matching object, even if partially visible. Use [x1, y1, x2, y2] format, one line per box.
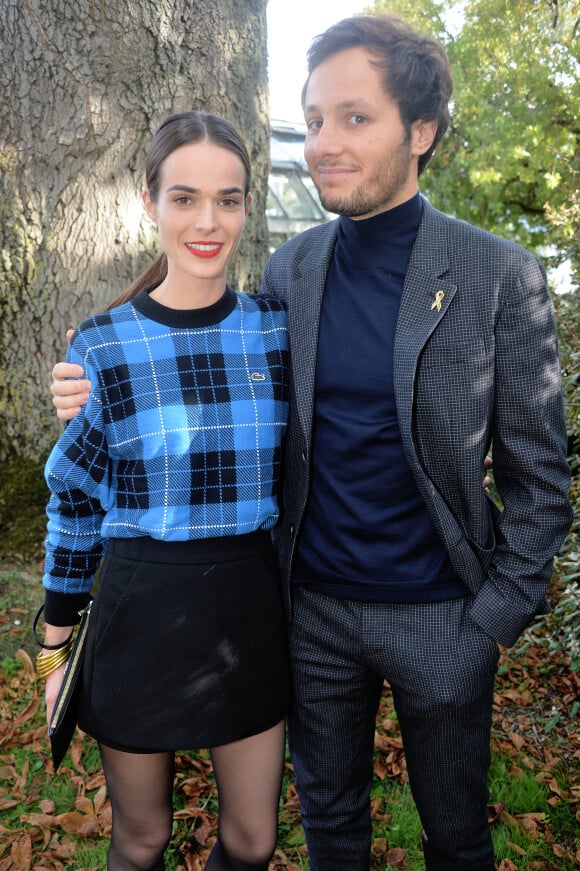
[39, 621, 74, 727]
[43, 662, 68, 728]
[483, 455, 493, 493]
[50, 329, 91, 421]
[51, 362, 91, 421]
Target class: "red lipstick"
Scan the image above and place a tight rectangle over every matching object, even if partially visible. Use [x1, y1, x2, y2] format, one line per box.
[185, 242, 224, 259]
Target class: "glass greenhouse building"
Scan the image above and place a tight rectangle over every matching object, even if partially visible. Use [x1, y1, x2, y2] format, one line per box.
[267, 121, 334, 250]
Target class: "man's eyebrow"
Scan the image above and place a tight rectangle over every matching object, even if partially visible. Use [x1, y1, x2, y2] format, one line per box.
[303, 99, 372, 114]
[165, 185, 245, 195]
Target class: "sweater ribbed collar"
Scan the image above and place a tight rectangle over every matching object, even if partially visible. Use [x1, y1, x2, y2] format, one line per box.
[133, 286, 238, 328]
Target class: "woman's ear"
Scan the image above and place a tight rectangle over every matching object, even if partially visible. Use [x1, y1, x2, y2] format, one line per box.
[142, 189, 157, 223]
[245, 192, 252, 216]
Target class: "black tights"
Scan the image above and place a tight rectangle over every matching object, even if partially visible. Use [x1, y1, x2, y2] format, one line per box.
[204, 839, 271, 870]
[100, 746, 173, 870]
[99, 720, 285, 871]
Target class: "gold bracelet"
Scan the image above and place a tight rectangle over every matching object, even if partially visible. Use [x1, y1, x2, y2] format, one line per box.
[36, 637, 75, 678]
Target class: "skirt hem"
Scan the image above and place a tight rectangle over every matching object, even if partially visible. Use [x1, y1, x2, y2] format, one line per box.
[80, 707, 290, 754]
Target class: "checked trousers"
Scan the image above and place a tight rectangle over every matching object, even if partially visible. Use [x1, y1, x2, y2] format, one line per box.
[287, 587, 499, 871]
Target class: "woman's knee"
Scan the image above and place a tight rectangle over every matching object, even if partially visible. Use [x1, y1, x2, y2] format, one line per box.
[219, 824, 277, 865]
[109, 814, 172, 869]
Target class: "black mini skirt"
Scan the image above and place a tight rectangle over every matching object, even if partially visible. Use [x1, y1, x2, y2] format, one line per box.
[78, 531, 291, 752]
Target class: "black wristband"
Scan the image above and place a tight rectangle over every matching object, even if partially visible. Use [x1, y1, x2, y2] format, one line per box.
[32, 605, 75, 649]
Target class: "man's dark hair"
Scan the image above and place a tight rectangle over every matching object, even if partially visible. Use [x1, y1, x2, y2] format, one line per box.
[302, 14, 453, 175]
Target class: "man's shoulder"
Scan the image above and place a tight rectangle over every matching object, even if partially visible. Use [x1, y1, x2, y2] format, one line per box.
[268, 219, 339, 269]
[421, 200, 536, 262]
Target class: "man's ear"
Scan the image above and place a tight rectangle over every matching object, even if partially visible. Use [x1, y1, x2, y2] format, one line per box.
[412, 118, 438, 156]
[142, 189, 157, 222]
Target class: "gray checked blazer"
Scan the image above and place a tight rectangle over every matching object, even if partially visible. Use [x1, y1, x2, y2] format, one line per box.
[260, 198, 572, 647]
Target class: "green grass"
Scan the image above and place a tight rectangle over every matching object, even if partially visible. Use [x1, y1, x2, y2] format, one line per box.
[548, 800, 580, 856]
[488, 755, 550, 812]
[0, 458, 48, 564]
[372, 782, 421, 849]
[73, 844, 109, 870]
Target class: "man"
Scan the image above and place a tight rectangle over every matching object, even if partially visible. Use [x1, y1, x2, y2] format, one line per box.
[51, 14, 572, 871]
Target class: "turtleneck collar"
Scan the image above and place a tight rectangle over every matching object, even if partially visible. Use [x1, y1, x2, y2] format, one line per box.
[337, 193, 423, 261]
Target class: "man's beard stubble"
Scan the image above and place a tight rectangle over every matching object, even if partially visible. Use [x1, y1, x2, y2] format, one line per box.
[313, 135, 413, 220]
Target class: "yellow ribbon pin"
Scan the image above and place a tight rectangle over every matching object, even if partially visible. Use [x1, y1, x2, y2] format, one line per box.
[430, 290, 445, 312]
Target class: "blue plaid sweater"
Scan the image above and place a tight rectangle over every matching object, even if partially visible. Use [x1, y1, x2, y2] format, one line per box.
[43, 287, 288, 624]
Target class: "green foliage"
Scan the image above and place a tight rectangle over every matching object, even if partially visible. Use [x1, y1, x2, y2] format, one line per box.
[370, 0, 580, 288]
[554, 289, 580, 438]
[522, 489, 580, 672]
[489, 755, 578, 868]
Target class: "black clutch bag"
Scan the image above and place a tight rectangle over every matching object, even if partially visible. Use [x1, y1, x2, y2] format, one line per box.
[48, 601, 92, 771]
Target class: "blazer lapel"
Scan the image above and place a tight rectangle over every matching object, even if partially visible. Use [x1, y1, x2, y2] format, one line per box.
[393, 202, 457, 462]
[288, 221, 338, 441]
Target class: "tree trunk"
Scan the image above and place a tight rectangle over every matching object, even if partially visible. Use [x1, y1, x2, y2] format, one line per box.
[0, 0, 270, 461]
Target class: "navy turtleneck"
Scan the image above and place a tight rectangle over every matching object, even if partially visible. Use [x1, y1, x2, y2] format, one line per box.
[293, 193, 466, 602]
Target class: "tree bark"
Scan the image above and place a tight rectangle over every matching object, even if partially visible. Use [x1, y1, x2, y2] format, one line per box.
[0, 0, 270, 460]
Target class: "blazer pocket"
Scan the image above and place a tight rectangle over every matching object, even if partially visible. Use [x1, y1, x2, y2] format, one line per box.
[415, 338, 493, 448]
[464, 532, 496, 573]
[427, 485, 496, 594]
[422, 334, 489, 363]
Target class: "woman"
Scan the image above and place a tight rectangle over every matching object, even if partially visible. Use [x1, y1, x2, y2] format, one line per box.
[37, 110, 291, 871]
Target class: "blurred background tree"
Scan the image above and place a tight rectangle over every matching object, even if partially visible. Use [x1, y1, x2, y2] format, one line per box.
[0, 0, 269, 461]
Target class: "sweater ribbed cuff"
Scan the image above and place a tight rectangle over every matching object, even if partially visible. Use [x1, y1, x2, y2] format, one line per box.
[43, 589, 91, 627]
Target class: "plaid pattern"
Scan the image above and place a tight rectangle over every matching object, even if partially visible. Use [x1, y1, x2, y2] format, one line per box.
[44, 288, 288, 595]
